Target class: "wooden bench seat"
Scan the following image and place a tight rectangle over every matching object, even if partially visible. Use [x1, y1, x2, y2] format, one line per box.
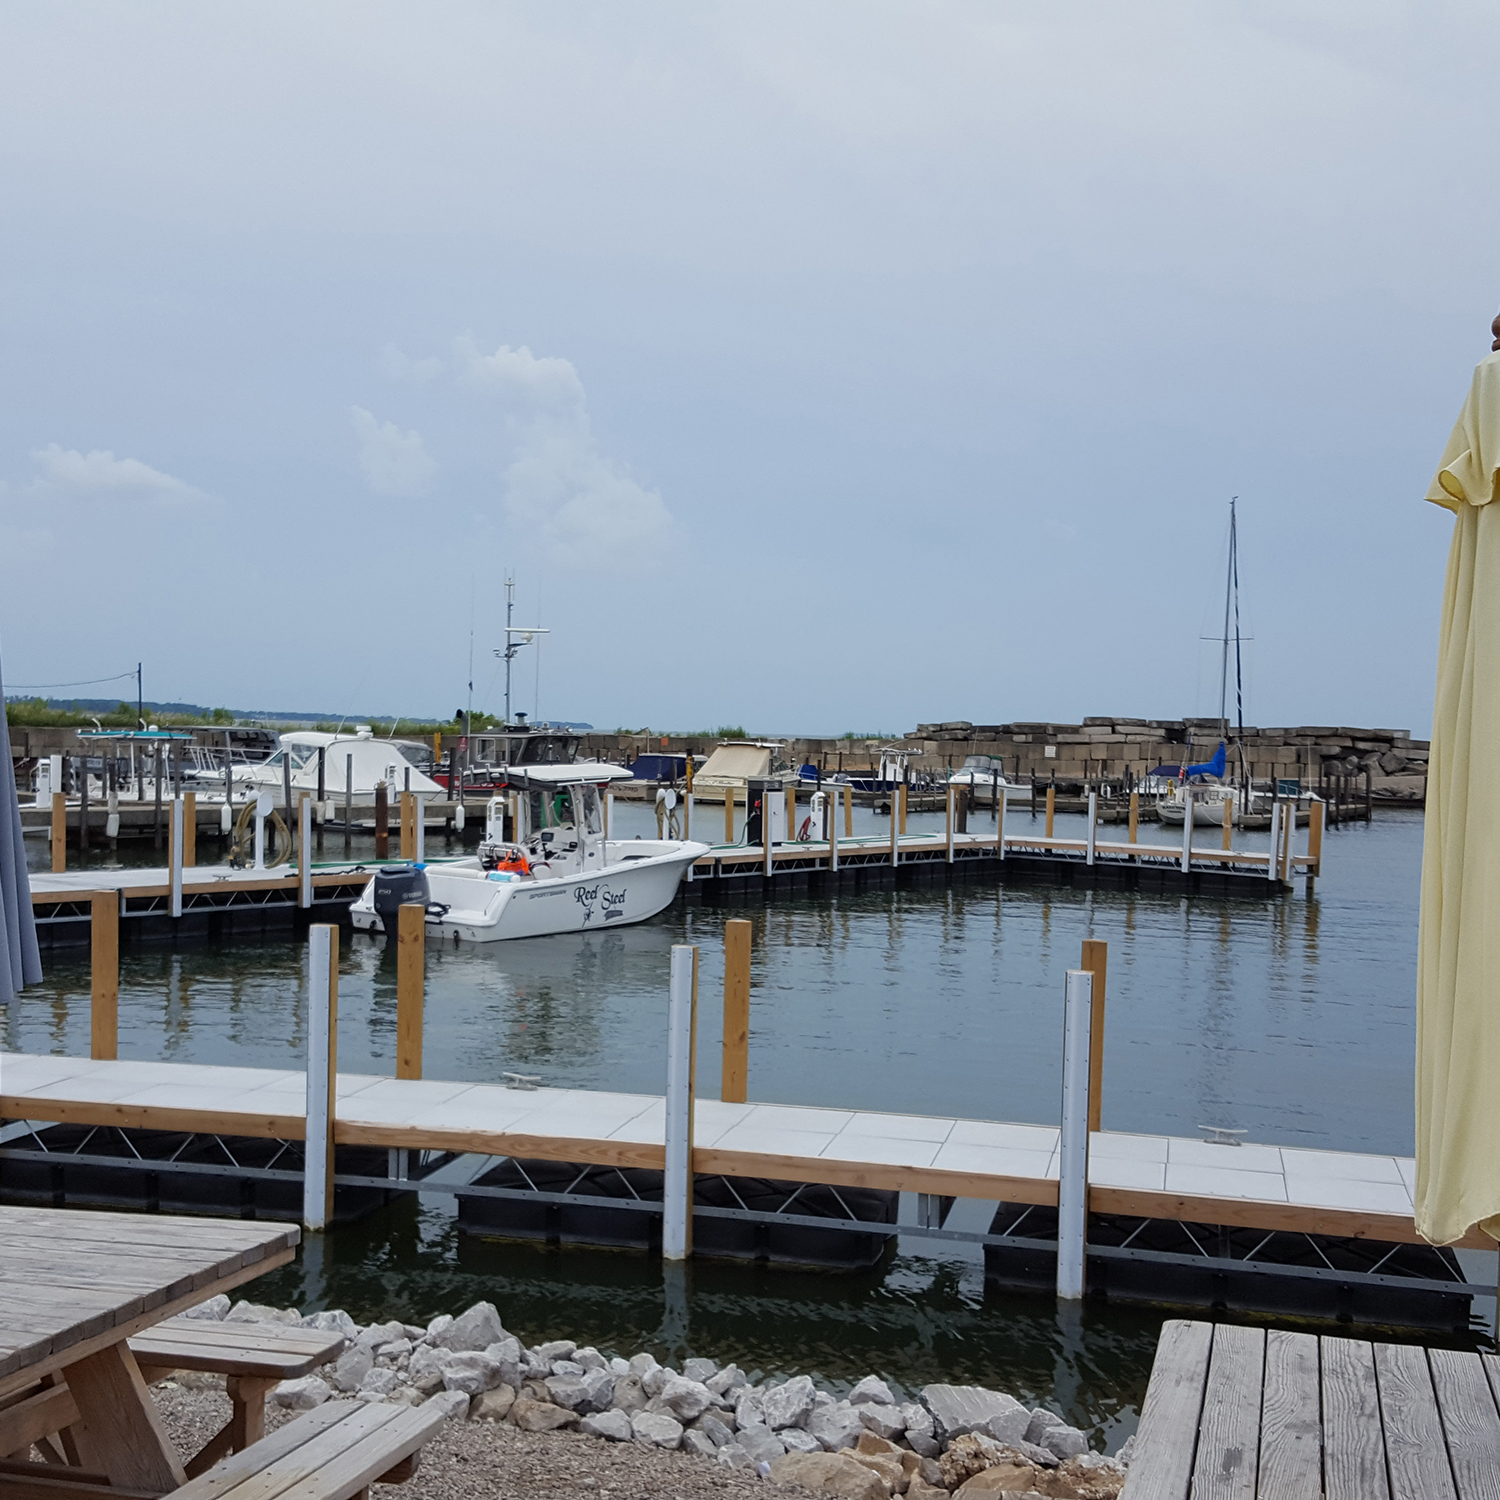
[129, 1319, 348, 1479]
[0, 1398, 444, 1500]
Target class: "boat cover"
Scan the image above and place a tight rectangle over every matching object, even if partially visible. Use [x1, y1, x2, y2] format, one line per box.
[695, 743, 773, 785]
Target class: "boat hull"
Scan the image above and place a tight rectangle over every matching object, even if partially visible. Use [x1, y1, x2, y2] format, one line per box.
[349, 840, 709, 942]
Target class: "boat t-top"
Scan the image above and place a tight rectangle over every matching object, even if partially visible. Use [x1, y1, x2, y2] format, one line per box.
[349, 762, 709, 942]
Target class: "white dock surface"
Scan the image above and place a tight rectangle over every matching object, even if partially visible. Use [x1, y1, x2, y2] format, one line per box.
[0, 1051, 1417, 1221]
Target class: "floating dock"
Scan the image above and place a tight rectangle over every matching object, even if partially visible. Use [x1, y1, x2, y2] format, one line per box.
[1, 1051, 1487, 1330]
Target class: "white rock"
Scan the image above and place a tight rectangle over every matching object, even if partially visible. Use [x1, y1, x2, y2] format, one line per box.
[921, 1384, 1030, 1445]
[376, 1339, 413, 1364]
[546, 1370, 615, 1414]
[734, 1421, 786, 1465]
[695, 1413, 735, 1447]
[610, 1375, 648, 1413]
[443, 1353, 503, 1396]
[272, 1376, 332, 1410]
[551, 1360, 584, 1378]
[735, 1388, 767, 1428]
[408, 1346, 451, 1394]
[807, 1400, 865, 1453]
[360, 1368, 401, 1397]
[402, 1325, 426, 1342]
[779, 1428, 823, 1454]
[706, 1363, 747, 1396]
[483, 1337, 523, 1388]
[630, 1410, 684, 1449]
[1114, 1433, 1138, 1467]
[902, 1401, 939, 1457]
[762, 1376, 816, 1431]
[629, 1352, 659, 1379]
[682, 1429, 718, 1458]
[575, 1347, 608, 1373]
[849, 1375, 897, 1407]
[534, 1339, 577, 1363]
[388, 1386, 424, 1407]
[328, 1346, 373, 1393]
[427, 1388, 472, 1421]
[683, 1357, 718, 1384]
[642, 1364, 671, 1398]
[658, 1375, 714, 1423]
[426, 1314, 454, 1340]
[1076, 1453, 1128, 1477]
[580, 1409, 633, 1441]
[609, 1357, 631, 1376]
[356, 1319, 407, 1349]
[1038, 1423, 1089, 1460]
[182, 1294, 230, 1321]
[858, 1403, 907, 1441]
[433, 1303, 505, 1353]
[227, 1302, 301, 1326]
[717, 1443, 754, 1471]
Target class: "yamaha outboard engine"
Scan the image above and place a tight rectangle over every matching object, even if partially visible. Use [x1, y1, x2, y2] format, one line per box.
[372, 863, 429, 940]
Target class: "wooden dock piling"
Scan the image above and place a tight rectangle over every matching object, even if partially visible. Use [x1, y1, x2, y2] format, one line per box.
[51, 792, 65, 873]
[1308, 800, 1324, 887]
[721, 919, 751, 1104]
[397, 903, 424, 1080]
[399, 791, 416, 861]
[1222, 792, 1233, 851]
[374, 782, 389, 859]
[90, 891, 118, 1061]
[724, 787, 735, 844]
[1081, 939, 1107, 1133]
[183, 791, 196, 867]
[1128, 790, 1139, 844]
[1045, 785, 1056, 839]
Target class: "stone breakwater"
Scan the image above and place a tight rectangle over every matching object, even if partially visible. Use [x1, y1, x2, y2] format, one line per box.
[178, 1297, 1130, 1500]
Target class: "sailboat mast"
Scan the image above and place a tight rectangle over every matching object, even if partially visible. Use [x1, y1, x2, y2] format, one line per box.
[1219, 509, 1233, 738]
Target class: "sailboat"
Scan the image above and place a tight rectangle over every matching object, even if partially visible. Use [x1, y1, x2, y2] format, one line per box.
[1157, 501, 1265, 828]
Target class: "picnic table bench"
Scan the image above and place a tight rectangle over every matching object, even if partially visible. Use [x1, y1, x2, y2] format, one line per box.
[0, 1206, 440, 1500]
[1122, 1317, 1500, 1498]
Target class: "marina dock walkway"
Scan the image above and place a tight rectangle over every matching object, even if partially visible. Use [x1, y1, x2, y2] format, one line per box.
[0, 1051, 1458, 1250]
[1122, 1317, 1500, 1498]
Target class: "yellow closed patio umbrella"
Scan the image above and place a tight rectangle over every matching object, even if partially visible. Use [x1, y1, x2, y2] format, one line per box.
[1417, 327, 1500, 1246]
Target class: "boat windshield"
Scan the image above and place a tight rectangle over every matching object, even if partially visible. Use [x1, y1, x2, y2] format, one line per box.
[393, 742, 434, 772]
[578, 784, 602, 835]
[263, 745, 317, 771]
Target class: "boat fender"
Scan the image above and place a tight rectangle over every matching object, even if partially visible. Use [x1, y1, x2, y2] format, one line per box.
[454, 802, 466, 832]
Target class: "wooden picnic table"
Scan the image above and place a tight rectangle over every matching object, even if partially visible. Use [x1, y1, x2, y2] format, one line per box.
[0, 1204, 298, 1494]
[1122, 1317, 1500, 1498]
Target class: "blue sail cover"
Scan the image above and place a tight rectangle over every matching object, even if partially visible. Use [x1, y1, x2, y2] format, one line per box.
[1184, 741, 1227, 780]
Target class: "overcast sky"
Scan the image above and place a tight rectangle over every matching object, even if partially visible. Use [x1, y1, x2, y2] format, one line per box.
[1, 2, 1494, 736]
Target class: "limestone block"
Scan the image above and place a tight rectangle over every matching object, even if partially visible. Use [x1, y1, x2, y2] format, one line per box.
[770, 1451, 888, 1500]
[630, 1410, 684, 1449]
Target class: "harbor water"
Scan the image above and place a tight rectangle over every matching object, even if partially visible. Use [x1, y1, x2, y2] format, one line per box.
[2, 804, 1433, 1448]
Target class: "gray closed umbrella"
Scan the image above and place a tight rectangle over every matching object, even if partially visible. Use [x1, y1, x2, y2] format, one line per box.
[0, 661, 42, 1002]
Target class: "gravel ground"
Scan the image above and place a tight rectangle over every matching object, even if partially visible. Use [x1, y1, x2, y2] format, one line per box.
[153, 1382, 815, 1500]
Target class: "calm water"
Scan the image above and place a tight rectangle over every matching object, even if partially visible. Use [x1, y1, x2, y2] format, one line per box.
[2, 805, 1433, 1445]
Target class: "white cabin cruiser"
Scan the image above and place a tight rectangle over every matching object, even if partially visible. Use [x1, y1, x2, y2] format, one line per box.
[236, 729, 444, 806]
[945, 756, 1026, 806]
[349, 763, 709, 942]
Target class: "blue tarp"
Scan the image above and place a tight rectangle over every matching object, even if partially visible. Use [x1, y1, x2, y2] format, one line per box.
[628, 754, 686, 781]
[1184, 741, 1227, 780]
[0, 661, 41, 1001]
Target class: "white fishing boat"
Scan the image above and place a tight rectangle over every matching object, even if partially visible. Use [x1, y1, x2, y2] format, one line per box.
[945, 755, 1026, 806]
[348, 763, 708, 942]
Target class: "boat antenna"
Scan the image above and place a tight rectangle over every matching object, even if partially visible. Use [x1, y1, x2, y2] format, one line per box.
[1230, 497, 1247, 785]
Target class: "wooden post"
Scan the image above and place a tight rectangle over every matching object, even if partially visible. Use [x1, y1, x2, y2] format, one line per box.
[1057, 968, 1093, 1300]
[303, 923, 339, 1232]
[1081, 939, 1107, 1133]
[1128, 790, 1139, 845]
[899, 783, 908, 835]
[785, 784, 796, 842]
[843, 782, 853, 837]
[51, 791, 66, 872]
[662, 944, 699, 1260]
[1222, 793, 1233, 852]
[1308, 799, 1324, 882]
[1045, 785, 1055, 840]
[374, 781, 389, 858]
[182, 790, 197, 867]
[725, 786, 735, 844]
[721, 918, 751, 1104]
[397, 902, 424, 1079]
[90, 891, 119, 1061]
[400, 790, 416, 860]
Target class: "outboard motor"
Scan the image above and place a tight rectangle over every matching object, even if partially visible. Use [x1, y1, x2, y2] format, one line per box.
[371, 863, 429, 940]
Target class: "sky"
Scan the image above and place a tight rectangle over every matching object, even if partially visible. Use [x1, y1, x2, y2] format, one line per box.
[1, 1, 1496, 737]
